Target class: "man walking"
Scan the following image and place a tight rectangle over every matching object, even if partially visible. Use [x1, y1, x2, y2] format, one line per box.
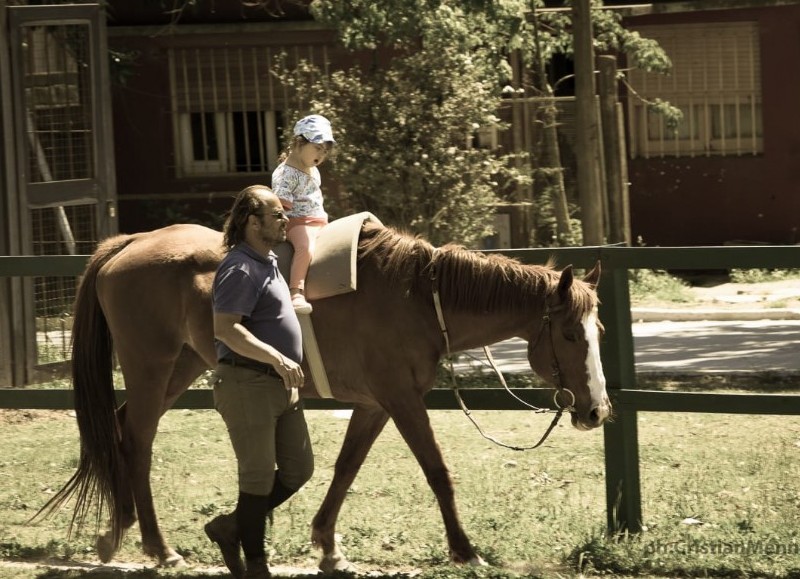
[205, 185, 314, 578]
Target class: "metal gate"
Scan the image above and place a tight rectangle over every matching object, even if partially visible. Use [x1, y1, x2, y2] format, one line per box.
[1, 3, 116, 386]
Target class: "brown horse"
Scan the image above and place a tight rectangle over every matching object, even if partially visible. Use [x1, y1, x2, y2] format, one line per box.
[39, 220, 610, 571]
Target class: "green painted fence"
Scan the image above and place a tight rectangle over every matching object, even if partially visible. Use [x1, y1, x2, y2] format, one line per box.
[2, 245, 800, 535]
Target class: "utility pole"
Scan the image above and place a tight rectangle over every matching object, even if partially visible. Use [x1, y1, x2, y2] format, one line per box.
[572, 0, 604, 245]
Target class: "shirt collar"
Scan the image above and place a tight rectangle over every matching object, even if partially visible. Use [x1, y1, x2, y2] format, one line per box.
[237, 242, 277, 263]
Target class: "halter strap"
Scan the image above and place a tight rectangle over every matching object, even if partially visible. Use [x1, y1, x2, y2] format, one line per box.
[429, 249, 572, 451]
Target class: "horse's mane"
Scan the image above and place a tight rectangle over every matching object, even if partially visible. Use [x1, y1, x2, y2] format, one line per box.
[357, 223, 597, 319]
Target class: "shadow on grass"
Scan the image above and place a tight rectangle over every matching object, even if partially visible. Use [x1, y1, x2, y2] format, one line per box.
[19, 561, 552, 579]
[30, 566, 349, 579]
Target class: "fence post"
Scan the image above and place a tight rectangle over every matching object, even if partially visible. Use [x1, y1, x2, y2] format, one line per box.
[598, 257, 642, 533]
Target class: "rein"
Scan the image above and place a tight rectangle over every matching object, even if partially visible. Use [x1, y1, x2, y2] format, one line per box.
[429, 250, 575, 451]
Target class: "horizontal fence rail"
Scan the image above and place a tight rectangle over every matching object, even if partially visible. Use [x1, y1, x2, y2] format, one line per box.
[2, 244, 800, 535]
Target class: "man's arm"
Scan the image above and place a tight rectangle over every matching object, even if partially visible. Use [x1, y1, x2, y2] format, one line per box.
[213, 311, 305, 389]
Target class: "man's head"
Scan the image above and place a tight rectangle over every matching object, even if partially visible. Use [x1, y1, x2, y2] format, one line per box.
[223, 185, 288, 251]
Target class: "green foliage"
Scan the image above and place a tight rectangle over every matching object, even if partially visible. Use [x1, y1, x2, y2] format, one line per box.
[300, 0, 678, 246]
[278, 4, 539, 246]
[646, 97, 683, 131]
[311, 0, 527, 84]
[730, 268, 800, 283]
[629, 269, 692, 303]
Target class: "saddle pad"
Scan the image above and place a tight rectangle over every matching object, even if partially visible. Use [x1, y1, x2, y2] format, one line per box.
[275, 211, 382, 300]
[275, 211, 383, 399]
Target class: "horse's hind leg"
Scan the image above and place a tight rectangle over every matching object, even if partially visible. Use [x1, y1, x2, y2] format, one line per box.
[95, 403, 137, 563]
[116, 346, 208, 566]
[385, 394, 483, 565]
[312, 404, 390, 572]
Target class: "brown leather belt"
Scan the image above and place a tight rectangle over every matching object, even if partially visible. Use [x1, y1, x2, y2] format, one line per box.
[218, 356, 281, 379]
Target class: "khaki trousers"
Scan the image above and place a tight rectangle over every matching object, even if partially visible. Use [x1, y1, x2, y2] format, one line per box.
[212, 364, 314, 495]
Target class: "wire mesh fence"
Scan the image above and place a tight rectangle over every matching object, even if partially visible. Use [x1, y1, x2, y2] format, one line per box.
[31, 204, 97, 366]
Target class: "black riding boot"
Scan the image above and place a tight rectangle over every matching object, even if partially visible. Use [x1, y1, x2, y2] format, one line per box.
[236, 473, 299, 577]
[236, 492, 271, 562]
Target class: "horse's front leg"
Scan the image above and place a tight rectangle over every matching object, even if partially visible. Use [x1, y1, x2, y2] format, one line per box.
[385, 395, 485, 566]
[312, 404, 390, 572]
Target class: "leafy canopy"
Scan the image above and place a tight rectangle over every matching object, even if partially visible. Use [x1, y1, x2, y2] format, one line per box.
[280, 0, 676, 246]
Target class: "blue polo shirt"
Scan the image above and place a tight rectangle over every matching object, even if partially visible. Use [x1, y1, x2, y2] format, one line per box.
[212, 242, 302, 364]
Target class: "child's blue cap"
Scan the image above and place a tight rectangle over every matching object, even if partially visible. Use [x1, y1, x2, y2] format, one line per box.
[294, 115, 335, 144]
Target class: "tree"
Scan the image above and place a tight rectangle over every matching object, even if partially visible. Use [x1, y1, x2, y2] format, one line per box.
[277, 0, 677, 247]
[272, 1, 534, 246]
[514, 0, 681, 246]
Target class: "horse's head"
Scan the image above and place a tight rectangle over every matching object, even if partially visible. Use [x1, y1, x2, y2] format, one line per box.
[526, 262, 611, 430]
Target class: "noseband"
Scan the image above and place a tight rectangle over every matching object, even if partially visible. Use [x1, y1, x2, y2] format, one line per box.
[429, 251, 575, 451]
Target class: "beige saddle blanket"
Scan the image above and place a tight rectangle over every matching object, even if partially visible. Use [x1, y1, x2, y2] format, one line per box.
[275, 211, 383, 398]
[275, 211, 382, 299]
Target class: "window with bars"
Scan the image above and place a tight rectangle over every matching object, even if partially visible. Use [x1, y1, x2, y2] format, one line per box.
[175, 110, 284, 175]
[168, 44, 327, 177]
[626, 21, 763, 158]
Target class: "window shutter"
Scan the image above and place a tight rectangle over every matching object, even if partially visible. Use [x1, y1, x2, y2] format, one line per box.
[627, 22, 762, 158]
[169, 44, 328, 113]
[629, 22, 760, 98]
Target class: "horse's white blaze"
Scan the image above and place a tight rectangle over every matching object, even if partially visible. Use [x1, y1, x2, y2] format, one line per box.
[582, 308, 608, 407]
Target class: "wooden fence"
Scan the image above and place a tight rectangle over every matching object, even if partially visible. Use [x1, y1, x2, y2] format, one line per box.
[1, 245, 800, 534]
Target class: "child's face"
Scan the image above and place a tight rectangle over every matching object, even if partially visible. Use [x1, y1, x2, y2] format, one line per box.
[297, 141, 330, 169]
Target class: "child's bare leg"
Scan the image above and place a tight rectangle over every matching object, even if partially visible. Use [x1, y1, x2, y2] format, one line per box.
[287, 224, 321, 292]
[287, 224, 323, 313]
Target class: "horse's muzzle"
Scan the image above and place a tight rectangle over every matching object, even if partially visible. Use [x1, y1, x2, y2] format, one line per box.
[572, 401, 612, 430]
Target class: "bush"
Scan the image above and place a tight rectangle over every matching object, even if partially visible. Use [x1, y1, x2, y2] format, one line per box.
[628, 269, 691, 303]
[730, 268, 800, 283]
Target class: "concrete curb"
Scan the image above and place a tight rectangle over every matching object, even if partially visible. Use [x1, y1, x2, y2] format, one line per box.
[630, 308, 800, 322]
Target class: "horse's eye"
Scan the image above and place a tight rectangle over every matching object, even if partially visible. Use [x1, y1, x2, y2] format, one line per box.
[563, 330, 577, 342]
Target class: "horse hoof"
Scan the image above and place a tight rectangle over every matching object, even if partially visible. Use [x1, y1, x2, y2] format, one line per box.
[318, 553, 355, 574]
[159, 552, 186, 568]
[96, 533, 116, 564]
[468, 555, 488, 566]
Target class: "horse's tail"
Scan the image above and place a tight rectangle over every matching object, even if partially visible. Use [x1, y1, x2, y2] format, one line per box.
[32, 233, 137, 551]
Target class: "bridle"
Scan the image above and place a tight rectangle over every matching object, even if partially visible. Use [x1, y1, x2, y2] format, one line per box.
[429, 250, 576, 451]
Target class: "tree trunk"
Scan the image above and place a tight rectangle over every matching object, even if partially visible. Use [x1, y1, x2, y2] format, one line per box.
[598, 55, 628, 245]
[539, 102, 571, 243]
[531, 2, 570, 244]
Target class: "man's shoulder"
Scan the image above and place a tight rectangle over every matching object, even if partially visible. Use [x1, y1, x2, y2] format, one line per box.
[219, 246, 277, 277]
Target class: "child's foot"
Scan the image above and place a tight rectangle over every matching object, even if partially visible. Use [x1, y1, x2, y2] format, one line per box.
[292, 292, 313, 314]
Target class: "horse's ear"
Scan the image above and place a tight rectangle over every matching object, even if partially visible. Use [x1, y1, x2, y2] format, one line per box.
[583, 260, 601, 289]
[557, 264, 574, 298]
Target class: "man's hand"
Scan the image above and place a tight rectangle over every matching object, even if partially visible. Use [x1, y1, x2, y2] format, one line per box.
[275, 358, 305, 390]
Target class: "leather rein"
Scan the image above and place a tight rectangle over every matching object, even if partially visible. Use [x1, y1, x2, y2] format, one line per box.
[429, 250, 575, 451]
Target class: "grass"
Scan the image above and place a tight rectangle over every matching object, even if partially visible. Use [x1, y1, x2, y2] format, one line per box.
[1, 406, 799, 578]
[574, 412, 800, 578]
